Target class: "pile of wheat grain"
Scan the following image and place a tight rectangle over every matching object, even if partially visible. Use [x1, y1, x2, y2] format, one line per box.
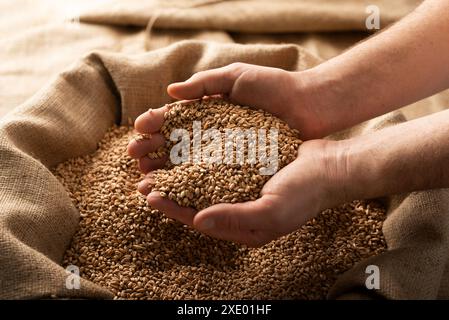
[56, 124, 387, 300]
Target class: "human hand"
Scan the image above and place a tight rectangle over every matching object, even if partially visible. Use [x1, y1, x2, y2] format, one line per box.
[127, 104, 345, 247]
[167, 62, 329, 140]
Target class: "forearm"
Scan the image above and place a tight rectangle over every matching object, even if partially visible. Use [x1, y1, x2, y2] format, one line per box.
[337, 109, 449, 202]
[297, 0, 449, 136]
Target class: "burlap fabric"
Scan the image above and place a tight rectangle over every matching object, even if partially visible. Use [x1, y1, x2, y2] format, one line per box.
[1, 0, 449, 299]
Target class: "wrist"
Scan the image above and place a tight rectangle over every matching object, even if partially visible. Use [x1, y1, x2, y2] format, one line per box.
[288, 67, 349, 139]
[318, 139, 355, 208]
[337, 113, 449, 199]
[300, 139, 356, 211]
[316, 136, 387, 208]
[330, 135, 388, 203]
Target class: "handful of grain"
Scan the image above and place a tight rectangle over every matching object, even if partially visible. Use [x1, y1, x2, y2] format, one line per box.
[148, 97, 302, 210]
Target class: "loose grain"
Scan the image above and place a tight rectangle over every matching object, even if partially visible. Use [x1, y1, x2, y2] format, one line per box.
[56, 101, 387, 300]
[149, 98, 302, 210]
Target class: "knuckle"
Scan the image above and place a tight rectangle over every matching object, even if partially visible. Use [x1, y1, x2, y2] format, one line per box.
[221, 213, 243, 233]
[191, 70, 207, 80]
[226, 62, 248, 74]
[228, 62, 245, 69]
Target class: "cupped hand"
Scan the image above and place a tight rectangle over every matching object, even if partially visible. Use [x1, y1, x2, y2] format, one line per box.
[127, 101, 345, 247]
[168, 62, 327, 140]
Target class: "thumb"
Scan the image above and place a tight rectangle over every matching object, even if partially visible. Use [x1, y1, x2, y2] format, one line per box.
[167, 63, 246, 100]
[192, 196, 280, 247]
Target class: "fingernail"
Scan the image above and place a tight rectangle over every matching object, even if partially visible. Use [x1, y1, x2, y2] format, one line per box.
[199, 218, 215, 231]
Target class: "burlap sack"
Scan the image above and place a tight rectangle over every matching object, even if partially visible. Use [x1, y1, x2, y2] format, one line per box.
[1, 0, 449, 299]
[1, 40, 449, 299]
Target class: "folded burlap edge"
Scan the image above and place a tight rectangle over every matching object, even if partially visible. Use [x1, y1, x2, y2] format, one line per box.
[78, 0, 419, 33]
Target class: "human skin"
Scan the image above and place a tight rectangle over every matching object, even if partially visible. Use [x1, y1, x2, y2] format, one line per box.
[128, 0, 449, 246]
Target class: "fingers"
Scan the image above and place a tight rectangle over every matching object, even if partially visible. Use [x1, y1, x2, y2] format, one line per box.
[134, 105, 169, 134]
[128, 131, 168, 174]
[127, 133, 166, 159]
[167, 63, 248, 100]
[137, 173, 155, 195]
[147, 191, 197, 227]
[192, 195, 281, 247]
[143, 185, 282, 247]
[138, 155, 168, 174]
